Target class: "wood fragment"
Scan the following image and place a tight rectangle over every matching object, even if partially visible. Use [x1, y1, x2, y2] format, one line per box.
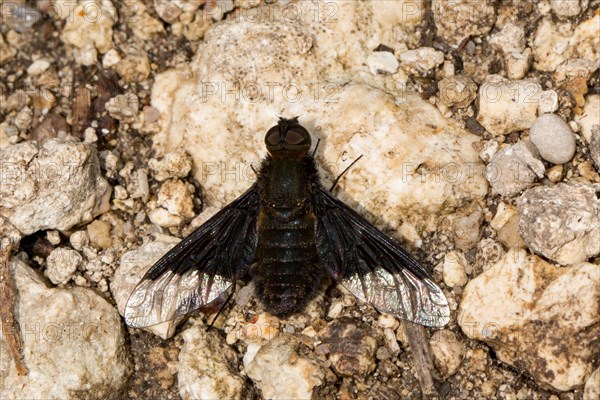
[0, 235, 27, 375]
[403, 321, 439, 398]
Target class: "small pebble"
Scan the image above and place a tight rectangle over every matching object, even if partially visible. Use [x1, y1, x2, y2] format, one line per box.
[27, 59, 50, 75]
[489, 23, 525, 53]
[87, 220, 112, 249]
[529, 114, 576, 164]
[538, 90, 559, 114]
[46, 230, 61, 245]
[366, 51, 399, 75]
[45, 247, 83, 284]
[399, 47, 444, 73]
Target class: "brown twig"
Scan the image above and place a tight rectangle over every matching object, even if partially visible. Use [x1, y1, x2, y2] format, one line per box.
[0, 223, 27, 375]
[403, 321, 439, 398]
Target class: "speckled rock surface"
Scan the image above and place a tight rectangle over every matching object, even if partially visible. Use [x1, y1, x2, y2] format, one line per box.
[517, 183, 600, 265]
[178, 325, 245, 400]
[459, 249, 599, 391]
[245, 333, 327, 400]
[0, 257, 131, 399]
[0, 138, 111, 235]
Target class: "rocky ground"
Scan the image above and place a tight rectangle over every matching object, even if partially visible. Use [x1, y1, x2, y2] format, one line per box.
[0, 0, 599, 399]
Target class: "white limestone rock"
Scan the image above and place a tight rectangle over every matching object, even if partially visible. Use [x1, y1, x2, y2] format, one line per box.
[150, 9, 487, 236]
[45, 247, 83, 285]
[178, 325, 245, 400]
[529, 114, 576, 164]
[399, 47, 444, 74]
[0, 138, 111, 235]
[59, 0, 117, 64]
[430, 330, 466, 378]
[517, 183, 600, 265]
[459, 249, 599, 391]
[245, 333, 326, 400]
[438, 74, 477, 108]
[489, 23, 525, 54]
[477, 75, 541, 136]
[550, 0, 588, 19]
[148, 149, 193, 181]
[442, 251, 468, 287]
[0, 257, 131, 399]
[575, 94, 600, 143]
[532, 15, 600, 72]
[366, 51, 399, 75]
[110, 233, 181, 339]
[432, 0, 496, 46]
[538, 90, 559, 114]
[485, 141, 545, 196]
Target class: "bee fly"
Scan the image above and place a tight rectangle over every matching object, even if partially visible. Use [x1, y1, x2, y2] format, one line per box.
[125, 117, 450, 328]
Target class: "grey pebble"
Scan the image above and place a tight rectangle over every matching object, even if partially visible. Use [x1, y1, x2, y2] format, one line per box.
[529, 114, 576, 164]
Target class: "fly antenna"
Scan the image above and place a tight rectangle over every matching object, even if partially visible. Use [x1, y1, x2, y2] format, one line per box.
[330, 154, 363, 192]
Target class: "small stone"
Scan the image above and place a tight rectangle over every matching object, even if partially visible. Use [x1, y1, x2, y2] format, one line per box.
[105, 93, 139, 123]
[114, 54, 151, 82]
[14, 107, 33, 130]
[575, 94, 600, 143]
[443, 251, 468, 287]
[0, 33, 17, 64]
[478, 140, 499, 162]
[149, 149, 193, 181]
[399, 47, 444, 74]
[433, 0, 496, 45]
[377, 314, 399, 330]
[320, 317, 378, 378]
[489, 23, 526, 53]
[554, 58, 597, 84]
[154, 0, 182, 23]
[485, 141, 545, 196]
[546, 165, 564, 182]
[590, 128, 600, 171]
[27, 59, 50, 76]
[143, 106, 161, 123]
[87, 220, 112, 249]
[430, 330, 466, 378]
[245, 334, 325, 399]
[366, 51, 399, 75]
[584, 368, 600, 400]
[438, 75, 477, 108]
[518, 183, 600, 265]
[477, 75, 541, 136]
[127, 169, 150, 200]
[69, 231, 90, 251]
[46, 230, 61, 245]
[45, 247, 82, 284]
[538, 90, 559, 114]
[178, 325, 245, 400]
[551, 0, 587, 19]
[505, 49, 531, 80]
[451, 207, 483, 252]
[529, 114, 576, 164]
[102, 49, 121, 68]
[154, 179, 195, 224]
[83, 127, 98, 143]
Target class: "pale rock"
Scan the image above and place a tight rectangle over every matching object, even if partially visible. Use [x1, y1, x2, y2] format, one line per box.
[153, 179, 195, 225]
[114, 53, 151, 82]
[205, 0, 234, 21]
[178, 325, 245, 400]
[377, 313, 399, 330]
[438, 74, 477, 108]
[588, 128, 600, 171]
[319, 317, 378, 378]
[489, 23, 526, 53]
[127, 169, 150, 201]
[60, 0, 117, 58]
[538, 90, 559, 114]
[443, 251, 468, 287]
[45, 247, 83, 284]
[102, 48, 121, 68]
[0, 34, 17, 64]
[148, 207, 182, 228]
[517, 183, 600, 265]
[529, 114, 576, 164]
[478, 140, 499, 163]
[584, 368, 600, 400]
[451, 207, 483, 252]
[477, 75, 541, 136]
[550, 0, 588, 19]
[432, 0, 496, 45]
[46, 230, 61, 245]
[459, 249, 599, 391]
[14, 107, 33, 130]
[87, 219, 112, 249]
[554, 58, 597, 83]
[366, 51, 399, 75]
[154, 0, 182, 23]
[126, 0, 165, 40]
[148, 149, 193, 181]
[83, 127, 98, 143]
[505, 49, 531, 80]
[491, 202, 524, 249]
[0, 258, 131, 399]
[430, 330, 466, 378]
[69, 230, 90, 251]
[546, 164, 564, 182]
[26, 59, 50, 76]
[0, 138, 111, 235]
[575, 94, 600, 143]
[399, 47, 444, 73]
[245, 334, 325, 400]
[236, 312, 280, 345]
[105, 93, 139, 123]
[110, 233, 181, 339]
[532, 15, 600, 72]
[485, 141, 545, 196]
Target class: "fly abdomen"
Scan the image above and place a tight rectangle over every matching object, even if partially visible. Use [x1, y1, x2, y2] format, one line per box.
[253, 216, 322, 317]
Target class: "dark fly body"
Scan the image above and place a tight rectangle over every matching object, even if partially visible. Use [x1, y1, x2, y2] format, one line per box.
[125, 117, 450, 329]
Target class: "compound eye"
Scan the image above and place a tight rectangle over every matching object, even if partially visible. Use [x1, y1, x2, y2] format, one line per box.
[265, 127, 280, 146]
[285, 128, 307, 145]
